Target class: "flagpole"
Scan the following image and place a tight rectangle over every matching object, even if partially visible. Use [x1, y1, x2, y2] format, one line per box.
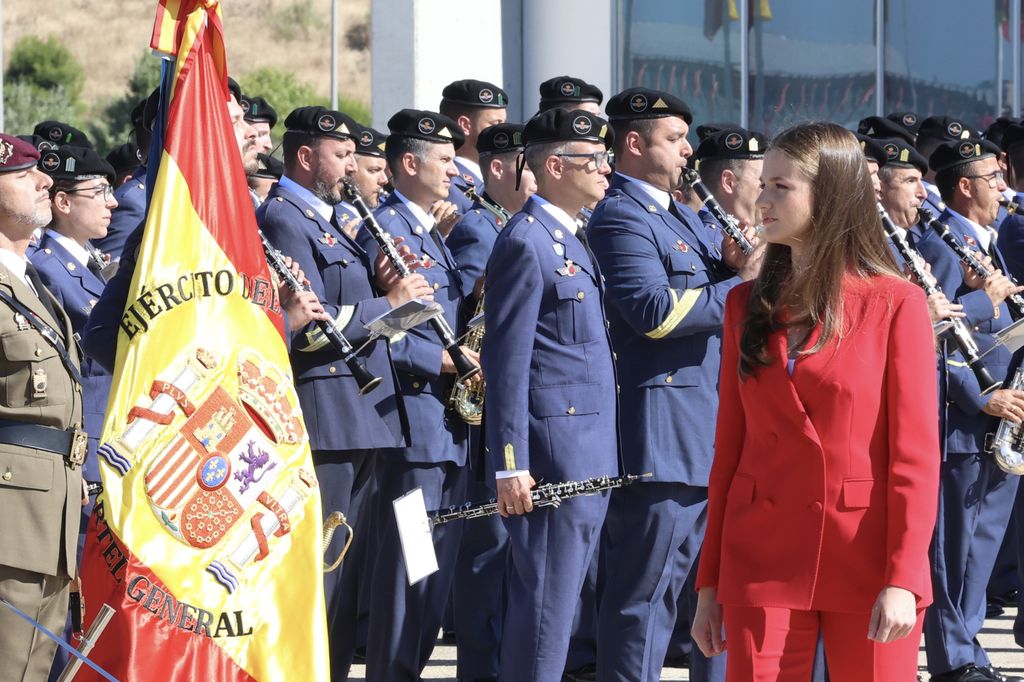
[330, 0, 339, 110]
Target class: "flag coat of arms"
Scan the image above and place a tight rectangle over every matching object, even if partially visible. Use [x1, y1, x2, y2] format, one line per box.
[78, 1, 328, 679]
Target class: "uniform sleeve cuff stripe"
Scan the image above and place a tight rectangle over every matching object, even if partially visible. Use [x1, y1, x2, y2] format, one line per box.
[646, 288, 701, 340]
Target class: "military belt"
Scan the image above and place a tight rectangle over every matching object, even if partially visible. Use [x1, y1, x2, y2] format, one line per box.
[0, 420, 88, 469]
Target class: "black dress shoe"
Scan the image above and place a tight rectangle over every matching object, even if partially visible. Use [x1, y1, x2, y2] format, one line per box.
[979, 666, 1024, 682]
[986, 600, 1006, 618]
[930, 665, 1000, 682]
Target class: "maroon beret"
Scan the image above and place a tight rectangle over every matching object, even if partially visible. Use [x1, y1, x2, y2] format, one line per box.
[0, 133, 41, 172]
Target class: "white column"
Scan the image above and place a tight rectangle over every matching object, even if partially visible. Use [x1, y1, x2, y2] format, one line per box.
[521, 0, 614, 114]
[371, 0, 505, 128]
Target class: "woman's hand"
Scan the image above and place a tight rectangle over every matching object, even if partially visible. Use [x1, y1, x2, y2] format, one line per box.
[867, 585, 917, 643]
[691, 587, 727, 657]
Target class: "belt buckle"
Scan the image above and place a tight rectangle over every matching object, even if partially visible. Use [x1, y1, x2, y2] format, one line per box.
[68, 428, 88, 469]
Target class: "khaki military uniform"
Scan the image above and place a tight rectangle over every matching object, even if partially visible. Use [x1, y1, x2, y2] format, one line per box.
[0, 261, 84, 681]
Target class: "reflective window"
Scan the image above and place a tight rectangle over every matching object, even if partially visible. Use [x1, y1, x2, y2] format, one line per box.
[616, 0, 742, 136]
[885, 0, 1007, 130]
[748, 1, 876, 134]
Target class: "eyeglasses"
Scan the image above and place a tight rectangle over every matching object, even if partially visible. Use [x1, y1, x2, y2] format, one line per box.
[965, 170, 1004, 188]
[63, 184, 115, 202]
[556, 150, 614, 169]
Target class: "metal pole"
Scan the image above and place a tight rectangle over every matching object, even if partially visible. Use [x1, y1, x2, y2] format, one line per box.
[739, 0, 749, 128]
[1012, 0, 1022, 117]
[330, 0, 339, 110]
[875, 0, 884, 115]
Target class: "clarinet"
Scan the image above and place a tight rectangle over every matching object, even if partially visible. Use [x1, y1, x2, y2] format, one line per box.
[342, 179, 481, 382]
[919, 207, 1024, 318]
[880, 204, 999, 394]
[682, 167, 754, 255]
[427, 474, 650, 528]
[259, 230, 383, 395]
[461, 185, 512, 223]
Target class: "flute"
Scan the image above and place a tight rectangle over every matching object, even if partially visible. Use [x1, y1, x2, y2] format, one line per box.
[682, 167, 754, 255]
[919, 207, 1024, 318]
[342, 179, 481, 383]
[259, 230, 383, 395]
[880, 204, 999, 394]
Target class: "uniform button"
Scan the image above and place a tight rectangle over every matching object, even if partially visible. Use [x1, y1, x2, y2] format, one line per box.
[342, 259, 348, 266]
[1, 471, 10, 481]
[665, 376, 673, 384]
[412, 381, 421, 389]
[761, 498, 774, 510]
[576, 291, 585, 300]
[329, 366, 337, 374]
[606, 320, 611, 329]
[567, 406, 576, 415]
[612, 352, 617, 361]
[34, 348, 42, 357]
[690, 263, 697, 272]
[810, 501, 823, 513]
[434, 282, 441, 290]
[616, 384, 620, 392]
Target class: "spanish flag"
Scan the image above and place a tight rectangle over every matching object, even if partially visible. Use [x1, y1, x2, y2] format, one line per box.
[78, 1, 328, 679]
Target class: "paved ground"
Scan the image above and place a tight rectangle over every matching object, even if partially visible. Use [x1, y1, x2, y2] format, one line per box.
[349, 605, 1024, 680]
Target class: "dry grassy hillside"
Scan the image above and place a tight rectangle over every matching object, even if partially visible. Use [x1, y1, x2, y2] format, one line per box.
[3, 0, 371, 108]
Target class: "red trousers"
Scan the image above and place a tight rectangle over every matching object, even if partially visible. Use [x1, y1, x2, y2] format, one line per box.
[722, 605, 925, 681]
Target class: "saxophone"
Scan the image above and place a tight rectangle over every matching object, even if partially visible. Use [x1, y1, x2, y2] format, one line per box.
[449, 292, 485, 425]
[990, 367, 1024, 475]
[449, 187, 512, 425]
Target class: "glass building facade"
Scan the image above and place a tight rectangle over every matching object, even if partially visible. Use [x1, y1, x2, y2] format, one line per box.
[615, 0, 1023, 136]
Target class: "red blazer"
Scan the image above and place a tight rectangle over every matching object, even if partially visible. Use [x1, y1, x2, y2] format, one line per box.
[696, 273, 940, 612]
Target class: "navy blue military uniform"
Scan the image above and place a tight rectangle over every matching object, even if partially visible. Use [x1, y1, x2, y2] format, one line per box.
[590, 89, 737, 682]
[914, 142, 1021, 677]
[355, 111, 471, 678]
[483, 190, 619, 682]
[259, 158, 406, 678]
[444, 123, 526, 680]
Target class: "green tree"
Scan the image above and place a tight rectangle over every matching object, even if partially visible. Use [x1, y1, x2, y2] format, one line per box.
[3, 82, 78, 136]
[240, 67, 370, 141]
[102, 53, 164, 149]
[5, 36, 85, 104]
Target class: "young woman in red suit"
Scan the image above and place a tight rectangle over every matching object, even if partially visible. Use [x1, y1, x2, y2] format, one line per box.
[691, 121, 941, 681]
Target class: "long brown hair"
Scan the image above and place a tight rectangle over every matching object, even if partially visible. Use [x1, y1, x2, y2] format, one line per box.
[738, 122, 900, 377]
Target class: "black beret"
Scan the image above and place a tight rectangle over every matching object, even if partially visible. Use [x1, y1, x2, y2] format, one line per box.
[1001, 124, 1024, 154]
[917, 116, 972, 144]
[387, 109, 465, 149]
[606, 87, 693, 124]
[32, 121, 93, 149]
[105, 142, 141, 174]
[986, 116, 1022, 147]
[17, 135, 59, 153]
[477, 122, 525, 155]
[252, 153, 284, 180]
[131, 88, 161, 133]
[243, 95, 278, 127]
[693, 127, 766, 165]
[877, 137, 928, 174]
[39, 145, 115, 182]
[441, 79, 509, 109]
[538, 76, 604, 110]
[284, 106, 359, 141]
[885, 111, 922, 135]
[857, 116, 914, 145]
[695, 121, 739, 141]
[523, 108, 613, 148]
[227, 77, 242, 103]
[355, 124, 388, 157]
[854, 133, 887, 167]
[930, 138, 1000, 174]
